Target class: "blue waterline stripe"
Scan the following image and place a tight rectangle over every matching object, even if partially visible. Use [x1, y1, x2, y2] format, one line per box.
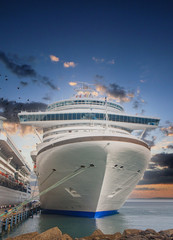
[41, 209, 118, 218]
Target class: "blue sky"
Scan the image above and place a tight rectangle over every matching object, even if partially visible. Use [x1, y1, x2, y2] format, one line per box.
[0, 0, 173, 196]
[0, 0, 173, 120]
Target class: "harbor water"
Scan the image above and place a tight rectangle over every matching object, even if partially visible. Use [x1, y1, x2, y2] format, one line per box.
[2, 199, 173, 239]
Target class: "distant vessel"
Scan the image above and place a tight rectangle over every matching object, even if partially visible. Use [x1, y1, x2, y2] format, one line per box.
[0, 116, 31, 206]
[18, 83, 160, 218]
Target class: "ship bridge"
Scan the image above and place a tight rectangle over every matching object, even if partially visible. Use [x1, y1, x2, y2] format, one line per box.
[18, 108, 160, 131]
[18, 83, 160, 131]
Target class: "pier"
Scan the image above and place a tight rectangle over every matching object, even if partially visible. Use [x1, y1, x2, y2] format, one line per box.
[0, 204, 40, 237]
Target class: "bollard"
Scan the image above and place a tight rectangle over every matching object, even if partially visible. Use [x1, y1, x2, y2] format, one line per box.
[36, 207, 37, 215]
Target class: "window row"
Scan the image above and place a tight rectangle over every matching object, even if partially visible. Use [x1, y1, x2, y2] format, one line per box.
[19, 113, 159, 126]
[47, 100, 124, 112]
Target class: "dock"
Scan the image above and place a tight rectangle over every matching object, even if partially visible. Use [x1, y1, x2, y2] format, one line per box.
[0, 204, 40, 237]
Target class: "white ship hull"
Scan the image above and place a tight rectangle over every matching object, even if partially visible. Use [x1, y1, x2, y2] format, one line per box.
[37, 134, 150, 218]
[0, 186, 30, 206]
[19, 84, 159, 218]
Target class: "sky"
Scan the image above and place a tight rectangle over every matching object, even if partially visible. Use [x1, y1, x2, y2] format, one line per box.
[0, 0, 173, 198]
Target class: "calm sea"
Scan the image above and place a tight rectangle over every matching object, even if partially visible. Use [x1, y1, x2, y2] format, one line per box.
[2, 199, 173, 239]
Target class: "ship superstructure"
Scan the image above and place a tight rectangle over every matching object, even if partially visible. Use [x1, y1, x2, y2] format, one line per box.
[0, 117, 31, 206]
[18, 83, 159, 217]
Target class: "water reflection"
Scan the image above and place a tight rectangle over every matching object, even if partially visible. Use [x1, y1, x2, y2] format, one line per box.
[96, 212, 129, 235]
[2, 200, 173, 239]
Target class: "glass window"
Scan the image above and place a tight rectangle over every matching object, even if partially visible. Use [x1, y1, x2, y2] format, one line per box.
[64, 114, 68, 120]
[96, 113, 99, 119]
[124, 116, 128, 122]
[35, 115, 40, 121]
[81, 113, 86, 119]
[100, 113, 104, 120]
[68, 113, 72, 120]
[77, 113, 80, 119]
[73, 113, 76, 120]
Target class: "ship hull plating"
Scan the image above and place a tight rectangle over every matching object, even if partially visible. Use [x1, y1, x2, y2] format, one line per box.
[0, 186, 30, 206]
[37, 135, 150, 218]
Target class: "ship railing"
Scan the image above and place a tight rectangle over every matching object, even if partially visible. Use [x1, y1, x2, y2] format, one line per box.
[0, 175, 27, 193]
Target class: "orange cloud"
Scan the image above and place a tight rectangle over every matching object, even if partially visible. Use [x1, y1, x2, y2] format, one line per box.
[69, 82, 77, 86]
[64, 62, 76, 68]
[96, 84, 134, 102]
[3, 122, 35, 136]
[50, 55, 60, 62]
[129, 184, 173, 199]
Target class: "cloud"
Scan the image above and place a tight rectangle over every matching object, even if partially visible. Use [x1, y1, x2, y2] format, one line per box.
[92, 57, 115, 65]
[49, 55, 60, 62]
[20, 81, 28, 87]
[133, 100, 140, 109]
[160, 124, 173, 137]
[141, 129, 157, 147]
[95, 83, 134, 102]
[69, 81, 77, 86]
[0, 51, 58, 91]
[0, 98, 47, 122]
[95, 74, 104, 80]
[132, 97, 146, 110]
[138, 153, 173, 185]
[107, 59, 115, 65]
[40, 76, 59, 90]
[63, 62, 76, 68]
[42, 94, 52, 101]
[166, 145, 173, 149]
[92, 57, 105, 63]
[151, 153, 173, 169]
[135, 187, 159, 191]
[0, 51, 37, 77]
[3, 122, 35, 136]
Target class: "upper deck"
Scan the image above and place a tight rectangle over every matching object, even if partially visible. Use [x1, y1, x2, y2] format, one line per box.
[18, 109, 160, 131]
[47, 98, 124, 113]
[18, 83, 160, 131]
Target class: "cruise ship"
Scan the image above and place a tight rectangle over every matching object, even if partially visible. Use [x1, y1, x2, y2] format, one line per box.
[0, 116, 31, 207]
[18, 83, 160, 218]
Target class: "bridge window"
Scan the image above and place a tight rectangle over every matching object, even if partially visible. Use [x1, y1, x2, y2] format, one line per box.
[19, 112, 159, 126]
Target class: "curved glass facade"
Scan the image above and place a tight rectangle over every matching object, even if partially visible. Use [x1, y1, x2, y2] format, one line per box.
[19, 112, 159, 126]
[47, 99, 124, 112]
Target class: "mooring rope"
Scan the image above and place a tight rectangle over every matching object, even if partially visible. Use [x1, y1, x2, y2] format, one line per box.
[0, 165, 90, 219]
[40, 168, 56, 186]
